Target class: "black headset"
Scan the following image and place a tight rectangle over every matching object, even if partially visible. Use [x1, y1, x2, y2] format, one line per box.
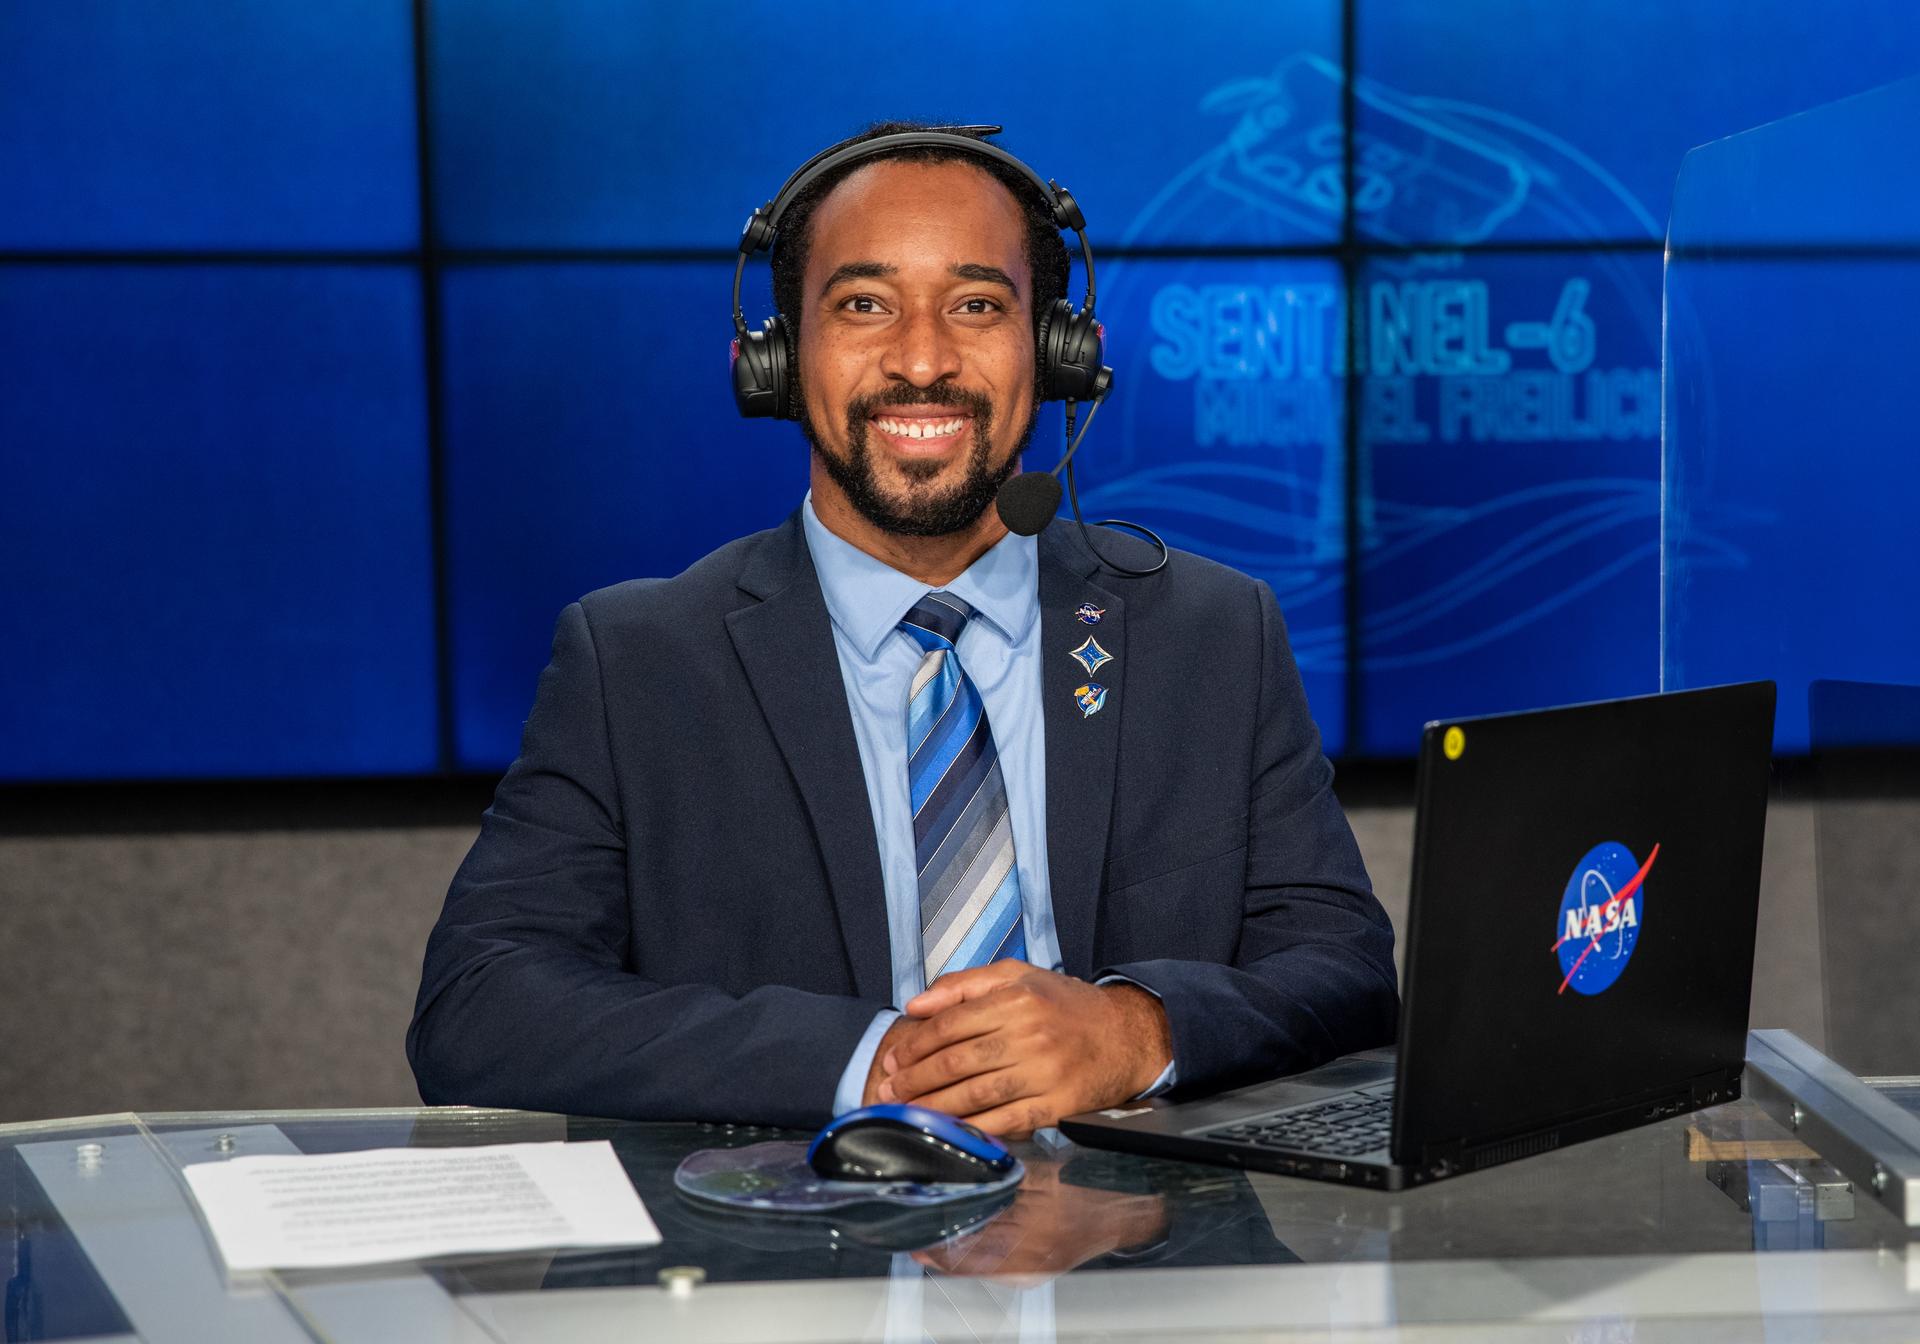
[730, 125, 1110, 420]
[729, 125, 1167, 574]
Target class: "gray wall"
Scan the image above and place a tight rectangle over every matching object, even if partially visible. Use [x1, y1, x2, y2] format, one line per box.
[0, 773, 1827, 1126]
[0, 783, 487, 1124]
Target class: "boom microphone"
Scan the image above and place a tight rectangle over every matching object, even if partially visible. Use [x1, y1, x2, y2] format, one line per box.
[992, 398, 1170, 577]
[994, 397, 1103, 537]
[995, 471, 1065, 537]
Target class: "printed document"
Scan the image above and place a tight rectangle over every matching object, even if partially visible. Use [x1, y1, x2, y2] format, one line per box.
[182, 1140, 660, 1270]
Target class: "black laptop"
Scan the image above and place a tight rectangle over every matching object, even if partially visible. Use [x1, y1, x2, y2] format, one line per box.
[1062, 681, 1776, 1190]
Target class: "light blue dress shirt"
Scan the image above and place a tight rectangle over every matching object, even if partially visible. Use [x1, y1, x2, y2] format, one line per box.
[800, 497, 1171, 1116]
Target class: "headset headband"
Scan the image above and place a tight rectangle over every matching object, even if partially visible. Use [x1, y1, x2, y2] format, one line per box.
[730, 126, 1095, 340]
[742, 126, 1085, 249]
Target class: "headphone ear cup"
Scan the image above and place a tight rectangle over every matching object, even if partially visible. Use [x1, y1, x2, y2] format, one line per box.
[775, 313, 799, 421]
[1034, 302, 1059, 400]
[731, 316, 799, 420]
[1039, 299, 1107, 403]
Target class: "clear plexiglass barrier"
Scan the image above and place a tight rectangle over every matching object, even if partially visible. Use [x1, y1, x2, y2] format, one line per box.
[1664, 73, 1920, 755]
[1664, 78, 1920, 1104]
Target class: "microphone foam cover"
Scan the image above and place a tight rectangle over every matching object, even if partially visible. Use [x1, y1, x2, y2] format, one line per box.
[995, 471, 1064, 536]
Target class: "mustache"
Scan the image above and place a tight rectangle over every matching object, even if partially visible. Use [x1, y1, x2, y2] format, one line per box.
[845, 384, 994, 425]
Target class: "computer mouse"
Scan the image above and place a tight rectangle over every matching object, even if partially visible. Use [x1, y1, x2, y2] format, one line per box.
[807, 1103, 1016, 1183]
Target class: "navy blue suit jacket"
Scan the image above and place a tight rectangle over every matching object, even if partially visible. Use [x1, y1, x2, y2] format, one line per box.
[408, 514, 1398, 1128]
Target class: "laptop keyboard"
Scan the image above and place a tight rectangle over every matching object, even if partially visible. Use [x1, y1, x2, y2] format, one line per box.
[1202, 1087, 1394, 1156]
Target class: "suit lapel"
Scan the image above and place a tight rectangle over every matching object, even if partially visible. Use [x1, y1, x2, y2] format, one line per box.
[1038, 529, 1124, 979]
[726, 516, 892, 1001]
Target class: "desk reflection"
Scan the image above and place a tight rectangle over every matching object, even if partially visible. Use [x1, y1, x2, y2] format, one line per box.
[912, 1158, 1169, 1283]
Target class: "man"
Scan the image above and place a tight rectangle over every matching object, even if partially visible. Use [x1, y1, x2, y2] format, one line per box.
[408, 122, 1398, 1137]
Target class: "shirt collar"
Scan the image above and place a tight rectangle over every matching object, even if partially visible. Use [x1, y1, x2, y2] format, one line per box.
[801, 493, 1040, 660]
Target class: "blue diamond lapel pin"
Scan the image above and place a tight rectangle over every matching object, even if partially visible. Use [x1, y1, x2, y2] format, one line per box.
[1074, 603, 1106, 625]
[1074, 682, 1108, 718]
[1069, 636, 1112, 677]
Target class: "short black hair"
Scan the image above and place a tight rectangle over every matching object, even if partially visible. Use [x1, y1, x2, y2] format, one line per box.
[768, 121, 1073, 350]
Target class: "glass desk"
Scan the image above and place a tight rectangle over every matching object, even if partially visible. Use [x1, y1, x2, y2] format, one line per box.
[8, 1035, 1920, 1343]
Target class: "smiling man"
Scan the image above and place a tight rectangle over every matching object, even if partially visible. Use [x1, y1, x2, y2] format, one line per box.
[408, 122, 1399, 1137]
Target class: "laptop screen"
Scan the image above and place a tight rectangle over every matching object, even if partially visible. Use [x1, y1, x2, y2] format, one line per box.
[1392, 682, 1775, 1160]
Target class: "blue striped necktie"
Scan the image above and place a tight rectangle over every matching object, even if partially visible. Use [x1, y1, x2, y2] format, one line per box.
[899, 593, 1027, 984]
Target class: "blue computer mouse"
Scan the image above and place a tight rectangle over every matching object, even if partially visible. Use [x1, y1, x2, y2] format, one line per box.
[807, 1103, 1016, 1183]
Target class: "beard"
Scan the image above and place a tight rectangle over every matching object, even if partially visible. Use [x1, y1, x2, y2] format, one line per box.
[801, 382, 1038, 538]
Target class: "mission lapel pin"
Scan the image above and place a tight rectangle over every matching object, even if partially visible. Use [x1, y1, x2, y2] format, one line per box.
[1074, 682, 1108, 718]
[1073, 603, 1105, 625]
[1069, 636, 1112, 677]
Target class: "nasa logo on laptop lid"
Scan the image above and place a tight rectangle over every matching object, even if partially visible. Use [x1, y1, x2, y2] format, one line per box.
[1551, 841, 1660, 996]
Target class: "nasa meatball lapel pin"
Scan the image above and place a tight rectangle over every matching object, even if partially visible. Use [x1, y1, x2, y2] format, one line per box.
[1074, 603, 1105, 625]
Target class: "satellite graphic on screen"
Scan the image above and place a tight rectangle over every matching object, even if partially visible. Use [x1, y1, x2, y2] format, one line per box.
[1082, 51, 1741, 748]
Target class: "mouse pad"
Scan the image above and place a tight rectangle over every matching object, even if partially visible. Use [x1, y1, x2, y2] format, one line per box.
[674, 1141, 1025, 1213]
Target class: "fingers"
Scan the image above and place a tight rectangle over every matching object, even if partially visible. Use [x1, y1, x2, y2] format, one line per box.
[861, 1015, 922, 1106]
[963, 1094, 1063, 1140]
[904, 959, 1034, 1018]
[887, 1057, 1033, 1116]
[883, 988, 1025, 1075]
[883, 1028, 1013, 1103]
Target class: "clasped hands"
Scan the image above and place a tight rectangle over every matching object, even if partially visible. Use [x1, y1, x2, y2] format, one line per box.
[862, 960, 1173, 1139]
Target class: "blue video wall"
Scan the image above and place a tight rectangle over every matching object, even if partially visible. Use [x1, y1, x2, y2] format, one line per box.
[4, 2, 1917, 779]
